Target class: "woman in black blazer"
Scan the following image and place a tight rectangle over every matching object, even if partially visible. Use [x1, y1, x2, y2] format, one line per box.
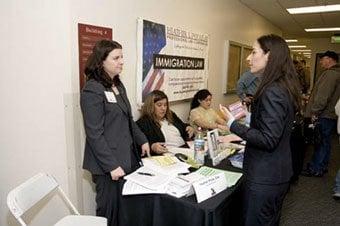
[81, 40, 150, 226]
[137, 90, 194, 154]
[220, 34, 301, 226]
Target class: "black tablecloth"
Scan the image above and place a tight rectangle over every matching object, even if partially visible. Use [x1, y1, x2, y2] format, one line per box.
[120, 158, 243, 226]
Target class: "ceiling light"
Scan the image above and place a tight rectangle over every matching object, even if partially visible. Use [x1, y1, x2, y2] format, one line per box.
[305, 27, 340, 32]
[288, 45, 306, 48]
[291, 49, 311, 52]
[287, 4, 340, 14]
[285, 39, 298, 42]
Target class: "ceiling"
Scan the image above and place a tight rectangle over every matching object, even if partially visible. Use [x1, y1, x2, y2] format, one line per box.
[239, 0, 340, 39]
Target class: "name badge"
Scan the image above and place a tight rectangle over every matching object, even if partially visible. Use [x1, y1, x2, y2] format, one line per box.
[192, 172, 227, 203]
[104, 91, 117, 103]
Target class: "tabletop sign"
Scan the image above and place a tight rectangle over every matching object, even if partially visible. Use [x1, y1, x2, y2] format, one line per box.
[192, 172, 227, 203]
[78, 23, 112, 89]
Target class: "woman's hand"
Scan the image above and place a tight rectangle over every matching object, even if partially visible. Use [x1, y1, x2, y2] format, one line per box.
[110, 167, 125, 181]
[141, 142, 150, 157]
[151, 142, 168, 154]
[219, 104, 234, 122]
[186, 126, 195, 138]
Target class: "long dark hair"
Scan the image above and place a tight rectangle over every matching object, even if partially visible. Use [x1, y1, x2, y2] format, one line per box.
[190, 89, 212, 110]
[85, 40, 122, 88]
[141, 90, 173, 127]
[254, 34, 301, 111]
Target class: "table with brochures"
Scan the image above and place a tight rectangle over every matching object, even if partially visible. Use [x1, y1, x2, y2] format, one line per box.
[119, 158, 243, 226]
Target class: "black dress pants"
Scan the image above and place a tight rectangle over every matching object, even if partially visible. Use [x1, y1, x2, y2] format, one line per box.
[92, 174, 122, 226]
[243, 180, 289, 226]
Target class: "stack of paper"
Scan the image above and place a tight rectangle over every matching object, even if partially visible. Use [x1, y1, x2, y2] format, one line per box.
[166, 177, 193, 198]
[124, 166, 173, 190]
[122, 180, 167, 195]
[228, 152, 244, 169]
[123, 165, 193, 198]
[122, 164, 242, 202]
[142, 156, 190, 176]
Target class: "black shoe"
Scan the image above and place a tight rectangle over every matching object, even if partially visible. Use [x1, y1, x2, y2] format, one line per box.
[333, 193, 340, 201]
[300, 169, 323, 177]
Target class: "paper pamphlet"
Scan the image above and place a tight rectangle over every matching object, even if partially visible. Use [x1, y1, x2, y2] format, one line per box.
[228, 101, 246, 119]
[124, 166, 173, 190]
[196, 166, 242, 187]
[142, 156, 190, 176]
[149, 155, 177, 166]
[228, 152, 244, 169]
[122, 180, 166, 195]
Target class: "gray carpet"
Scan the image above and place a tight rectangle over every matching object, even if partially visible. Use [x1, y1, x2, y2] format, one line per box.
[281, 136, 340, 226]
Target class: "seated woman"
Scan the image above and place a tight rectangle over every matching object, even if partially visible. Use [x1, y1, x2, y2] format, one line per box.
[137, 90, 194, 154]
[189, 89, 227, 132]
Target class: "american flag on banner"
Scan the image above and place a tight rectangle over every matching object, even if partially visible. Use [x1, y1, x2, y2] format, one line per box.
[142, 20, 166, 101]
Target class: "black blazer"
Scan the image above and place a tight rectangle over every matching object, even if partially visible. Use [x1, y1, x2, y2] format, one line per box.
[81, 79, 147, 175]
[136, 112, 190, 148]
[230, 83, 294, 184]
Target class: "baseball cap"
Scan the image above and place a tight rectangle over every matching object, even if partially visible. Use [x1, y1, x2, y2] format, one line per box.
[320, 50, 339, 62]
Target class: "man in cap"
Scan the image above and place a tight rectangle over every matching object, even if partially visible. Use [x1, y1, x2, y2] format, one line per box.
[302, 51, 340, 177]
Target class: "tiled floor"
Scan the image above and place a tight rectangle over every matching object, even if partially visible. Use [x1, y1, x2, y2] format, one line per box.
[281, 136, 340, 226]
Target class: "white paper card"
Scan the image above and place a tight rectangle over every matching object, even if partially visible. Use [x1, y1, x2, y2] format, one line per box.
[192, 172, 227, 203]
[104, 91, 117, 103]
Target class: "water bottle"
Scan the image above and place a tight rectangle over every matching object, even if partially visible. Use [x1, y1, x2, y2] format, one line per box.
[194, 127, 205, 165]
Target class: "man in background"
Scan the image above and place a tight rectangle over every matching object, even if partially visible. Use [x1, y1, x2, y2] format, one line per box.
[333, 98, 340, 201]
[236, 70, 261, 106]
[303, 51, 340, 177]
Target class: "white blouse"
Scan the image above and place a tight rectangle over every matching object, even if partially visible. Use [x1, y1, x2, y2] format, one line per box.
[160, 120, 185, 147]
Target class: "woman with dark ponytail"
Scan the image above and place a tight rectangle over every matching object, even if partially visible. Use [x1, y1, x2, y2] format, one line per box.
[220, 34, 301, 226]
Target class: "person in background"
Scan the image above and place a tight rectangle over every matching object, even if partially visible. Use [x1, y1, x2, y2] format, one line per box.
[300, 59, 311, 93]
[137, 90, 194, 154]
[293, 60, 307, 93]
[236, 70, 261, 106]
[302, 51, 340, 177]
[189, 89, 227, 132]
[333, 98, 340, 201]
[80, 40, 150, 226]
[220, 34, 301, 225]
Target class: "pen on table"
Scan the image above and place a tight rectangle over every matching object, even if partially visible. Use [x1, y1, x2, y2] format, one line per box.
[137, 172, 155, 176]
[177, 176, 190, 183]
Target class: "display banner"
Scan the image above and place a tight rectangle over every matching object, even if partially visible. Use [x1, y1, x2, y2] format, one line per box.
[78, 23, 112, 89]
[137, 19, 209, 104]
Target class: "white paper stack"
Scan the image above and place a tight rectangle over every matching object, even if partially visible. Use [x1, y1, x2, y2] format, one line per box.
[142, 156, 190, 176]
[166, 177, 193, 198]
[124, 166, 172, 190]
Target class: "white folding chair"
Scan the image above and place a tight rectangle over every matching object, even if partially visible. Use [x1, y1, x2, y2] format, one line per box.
[7, 173, 106, 226]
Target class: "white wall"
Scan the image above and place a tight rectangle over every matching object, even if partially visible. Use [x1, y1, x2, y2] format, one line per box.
[1, 0, 281, 225]
[0, 0, 73, 225]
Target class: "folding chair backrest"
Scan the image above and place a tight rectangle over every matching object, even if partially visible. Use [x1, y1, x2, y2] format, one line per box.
[7, 173, 59, 220]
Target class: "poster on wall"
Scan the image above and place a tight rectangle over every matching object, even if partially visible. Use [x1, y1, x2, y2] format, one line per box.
[136, 19, 209, 104]
[78, 23, 112, 89]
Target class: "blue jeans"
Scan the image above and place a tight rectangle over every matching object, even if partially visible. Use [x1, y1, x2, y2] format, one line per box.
[335, 169, 340, 193]
[309, 118, 336, 174]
